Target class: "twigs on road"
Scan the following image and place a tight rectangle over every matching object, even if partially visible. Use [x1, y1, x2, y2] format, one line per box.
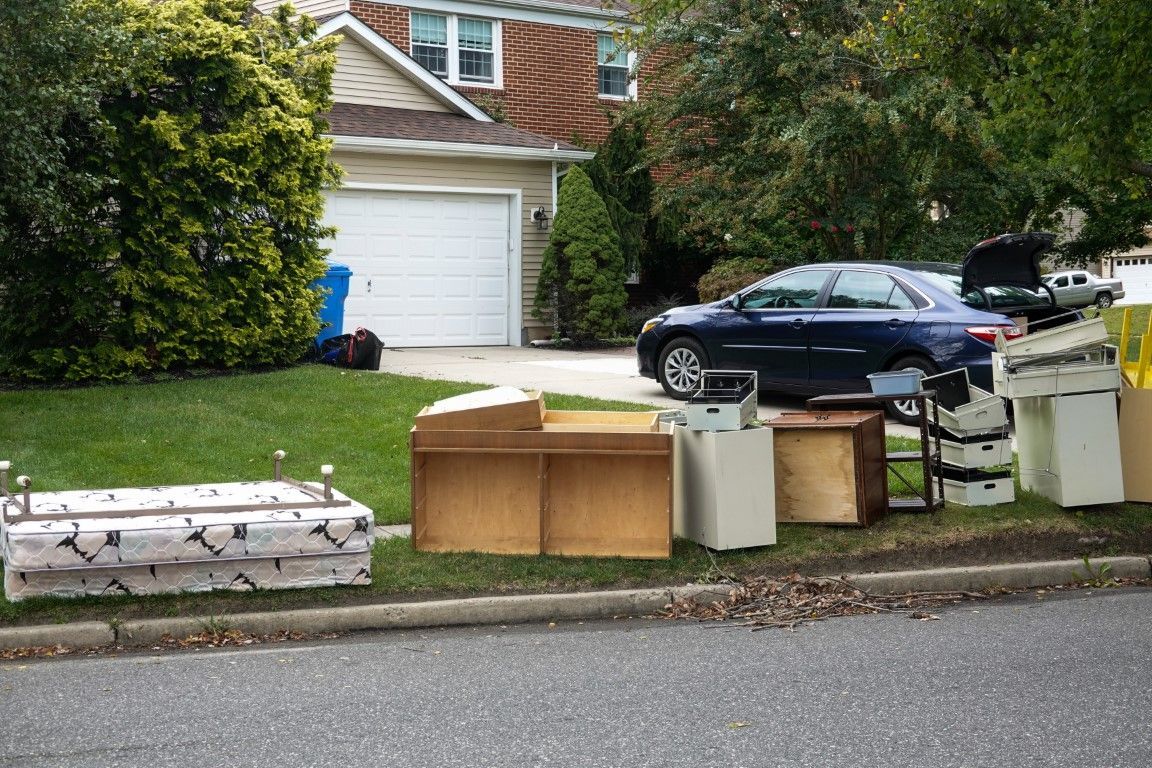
[659, 573, 990, 631]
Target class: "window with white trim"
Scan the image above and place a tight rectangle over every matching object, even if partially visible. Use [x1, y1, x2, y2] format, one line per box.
[597, 34, 632, 98]
[411, 12, 499, 86]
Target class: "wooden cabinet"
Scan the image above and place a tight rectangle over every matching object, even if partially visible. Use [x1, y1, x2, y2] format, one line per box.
[805, 392, 945, 514]
[767, 411, 888, 527]
[411, 424, 673, 558]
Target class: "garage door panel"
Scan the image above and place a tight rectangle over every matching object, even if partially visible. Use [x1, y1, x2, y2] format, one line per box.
[439, 276, 472, 301]
[368, 195, 402, 218]
[323, 189, 512, 346]
[1115, 262, 1152, 304]
[476, 276, 505, 300]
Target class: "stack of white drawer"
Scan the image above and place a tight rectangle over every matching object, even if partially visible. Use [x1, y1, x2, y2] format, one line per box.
[924, 370, 1015, 506]
[992, 317, 1123, 507]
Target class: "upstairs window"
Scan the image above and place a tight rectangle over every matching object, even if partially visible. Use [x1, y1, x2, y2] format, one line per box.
[411, 13, 448, 77]
[598, 34, 632, 98]
[411, 12, 499, 86]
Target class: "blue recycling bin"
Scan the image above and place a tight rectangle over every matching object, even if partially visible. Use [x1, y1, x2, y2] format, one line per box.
[313, 261, 352, 347]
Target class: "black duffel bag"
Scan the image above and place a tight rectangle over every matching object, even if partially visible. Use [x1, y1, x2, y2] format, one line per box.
[320, 327, 384, 370]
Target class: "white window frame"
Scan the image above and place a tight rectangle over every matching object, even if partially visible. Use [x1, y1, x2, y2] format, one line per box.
[597, 33, 636, 101]
[410, 11, 502, 89]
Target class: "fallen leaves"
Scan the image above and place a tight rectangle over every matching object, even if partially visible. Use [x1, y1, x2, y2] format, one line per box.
[658, 573, 988, 631]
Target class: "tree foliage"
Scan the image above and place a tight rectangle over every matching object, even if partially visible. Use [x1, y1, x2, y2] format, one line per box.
[534, 166, 629, 342]
[0, 0, 134, 244]
[581, 115, 653, 277]
[877, 0, 1152, 184]
[638, 0, 1015, 263]
[0, 0, 340, 381]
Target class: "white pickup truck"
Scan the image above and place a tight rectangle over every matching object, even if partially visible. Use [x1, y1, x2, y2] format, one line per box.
[1040, 270, 1125, 308]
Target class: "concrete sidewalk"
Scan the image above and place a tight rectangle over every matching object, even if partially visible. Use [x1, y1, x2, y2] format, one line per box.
[2, 556, 1146, 651]
[376, 344, 922, 438]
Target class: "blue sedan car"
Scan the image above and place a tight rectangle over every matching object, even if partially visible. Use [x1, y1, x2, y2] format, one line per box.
[637, 233, 1078, 423]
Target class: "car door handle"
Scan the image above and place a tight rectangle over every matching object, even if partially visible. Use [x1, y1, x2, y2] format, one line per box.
[789, 318, 807, 329]
[886, 318, 907, 328]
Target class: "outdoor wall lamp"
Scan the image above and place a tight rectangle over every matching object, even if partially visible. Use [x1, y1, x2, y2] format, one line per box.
[532, 206, 550, 230]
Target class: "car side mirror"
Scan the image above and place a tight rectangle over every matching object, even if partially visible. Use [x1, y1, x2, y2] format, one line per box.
[727, 293, 743, 310]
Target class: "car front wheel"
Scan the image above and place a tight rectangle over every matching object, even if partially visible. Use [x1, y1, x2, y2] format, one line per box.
[883, 355, 940, 425]
[658, 337, 709, 399]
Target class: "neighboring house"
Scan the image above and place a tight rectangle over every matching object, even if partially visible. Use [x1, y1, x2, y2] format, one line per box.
[269, 0, 641, 147]
[252, 6, 595, 346]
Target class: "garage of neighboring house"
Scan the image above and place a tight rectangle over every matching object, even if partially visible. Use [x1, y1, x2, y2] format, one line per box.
[1112, 253, 1152, 305]
[315, 13, 594, 347]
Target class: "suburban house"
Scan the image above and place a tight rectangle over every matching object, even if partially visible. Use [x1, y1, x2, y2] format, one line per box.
[253, 0, 644, 346]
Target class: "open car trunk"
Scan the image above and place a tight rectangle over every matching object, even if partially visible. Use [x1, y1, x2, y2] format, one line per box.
[962, 232, 1083, 334]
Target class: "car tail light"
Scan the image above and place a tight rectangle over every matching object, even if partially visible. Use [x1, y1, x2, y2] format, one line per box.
[964, 324, 1023, 345]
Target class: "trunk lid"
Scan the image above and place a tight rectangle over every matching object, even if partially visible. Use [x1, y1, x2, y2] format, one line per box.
[961, 232, 1056, 296]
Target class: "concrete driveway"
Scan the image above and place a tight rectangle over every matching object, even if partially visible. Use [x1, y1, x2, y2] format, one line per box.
[378, 344, 921, 437]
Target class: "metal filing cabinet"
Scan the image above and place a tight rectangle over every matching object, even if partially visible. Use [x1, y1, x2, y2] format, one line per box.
[672, 425, 775, 550]
[994, 319, 1124, 507]
[1013, 391, 1124, 507]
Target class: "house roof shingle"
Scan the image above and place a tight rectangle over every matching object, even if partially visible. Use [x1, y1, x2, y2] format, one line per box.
[325, 102, 586, 152]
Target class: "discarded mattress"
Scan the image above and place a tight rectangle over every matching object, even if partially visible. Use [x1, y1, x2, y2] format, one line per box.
[2, 479, 374, 601]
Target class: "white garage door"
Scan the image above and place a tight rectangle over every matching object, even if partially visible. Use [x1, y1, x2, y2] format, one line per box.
[323, 189, 512, 346]
[1115, 258, 1152, 305]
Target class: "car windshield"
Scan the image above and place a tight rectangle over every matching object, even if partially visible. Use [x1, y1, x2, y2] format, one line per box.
[909, 265, 1051, 309]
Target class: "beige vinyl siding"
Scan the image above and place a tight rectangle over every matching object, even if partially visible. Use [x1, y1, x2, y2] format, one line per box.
[332, 37, 452, 112]
[253, 0, 347, 18]
[330, 151, 554, 338]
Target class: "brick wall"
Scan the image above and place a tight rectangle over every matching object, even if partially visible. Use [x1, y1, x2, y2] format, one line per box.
[350, 2, 648, 146]
[350, 1, 409, 49]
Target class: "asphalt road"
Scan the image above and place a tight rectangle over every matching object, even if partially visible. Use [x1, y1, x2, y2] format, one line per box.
[2, 587, 1150, 768]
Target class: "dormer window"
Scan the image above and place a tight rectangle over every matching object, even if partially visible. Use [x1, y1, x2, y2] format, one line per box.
[411, 12, 500, 87]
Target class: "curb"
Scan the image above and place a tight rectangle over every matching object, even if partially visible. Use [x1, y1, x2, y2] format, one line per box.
[2, 557, 1149, 652]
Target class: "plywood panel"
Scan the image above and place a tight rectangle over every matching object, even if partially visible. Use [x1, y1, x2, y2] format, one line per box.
[544, 454, 671, 558]
[769, 411, 887, 526]
[413, 452, 541, 554]
[541, 411, 660, 432]
[774, 430, 860, 524]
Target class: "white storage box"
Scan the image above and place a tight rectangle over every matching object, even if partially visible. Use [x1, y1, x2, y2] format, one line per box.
[939, 433, 1014, 468]
[672, 425, 775, 550]
[929, 385, 1008, 432]
[685, 371, 757, 432]
[995, 316, 1108, 358]
[934, 466, 1015, 506]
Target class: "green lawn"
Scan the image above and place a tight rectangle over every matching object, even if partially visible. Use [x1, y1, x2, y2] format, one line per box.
[1098, 304, 1151, 361]
[1, 364, 1150, 628]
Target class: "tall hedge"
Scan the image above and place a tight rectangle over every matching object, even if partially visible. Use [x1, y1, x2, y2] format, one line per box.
[533, 166, 628, 342]
[0, 0, 340, 382]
